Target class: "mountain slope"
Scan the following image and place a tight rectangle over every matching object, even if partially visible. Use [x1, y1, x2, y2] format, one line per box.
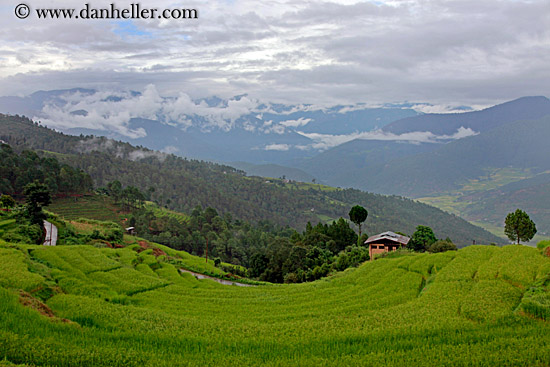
[383, 96, 550, 135]
[229, 161, 318, 183]
[457, 173, 550, 236]
[0, 114, 502, 246]
[365, 114, 550, 197]
[296, 139, 436, 188]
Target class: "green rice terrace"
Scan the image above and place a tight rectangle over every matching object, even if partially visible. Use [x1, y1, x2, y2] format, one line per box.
[1, 239, 549, 366]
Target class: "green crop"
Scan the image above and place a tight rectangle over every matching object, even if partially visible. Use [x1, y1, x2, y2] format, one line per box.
[0, 243, 549, 366]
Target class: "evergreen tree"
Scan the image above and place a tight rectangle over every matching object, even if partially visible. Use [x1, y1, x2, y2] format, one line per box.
[504, 209, 537, 245]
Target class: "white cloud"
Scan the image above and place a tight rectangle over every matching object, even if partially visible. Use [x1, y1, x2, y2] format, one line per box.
[32, 86, 264, 137]
[263, 124, 286, 135]
[279, 117, 312, 128]
[128, 149, 168, 162]
[161, 145, 179, 154]
[264, 143, 290, 151]
[298, 127, 479, 150]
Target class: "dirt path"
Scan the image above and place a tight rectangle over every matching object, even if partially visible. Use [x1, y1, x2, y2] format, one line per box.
[179, 269, 255, 287]
[43, 220, 57, 246]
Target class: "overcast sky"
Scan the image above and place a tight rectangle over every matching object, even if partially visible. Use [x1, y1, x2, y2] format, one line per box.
[1, 0, 549, 107]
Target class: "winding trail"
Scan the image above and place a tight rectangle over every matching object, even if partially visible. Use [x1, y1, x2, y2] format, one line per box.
[43, 220, 57, 246]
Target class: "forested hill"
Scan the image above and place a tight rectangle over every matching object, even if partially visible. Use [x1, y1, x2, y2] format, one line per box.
[0, 114, 502, 246]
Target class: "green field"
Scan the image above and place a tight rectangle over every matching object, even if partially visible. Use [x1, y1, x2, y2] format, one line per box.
[47, 195, 126, 223]
[1, 242, 549, 366]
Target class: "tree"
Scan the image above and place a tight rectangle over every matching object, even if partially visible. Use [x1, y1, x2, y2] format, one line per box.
[408, 225, 436, 252]
[23, 181, 51, 225]
[504, 209, 537, 245]
[348, 205, 368, 237]
[0, 194, 16, 210]
[107, 180, 122, 203]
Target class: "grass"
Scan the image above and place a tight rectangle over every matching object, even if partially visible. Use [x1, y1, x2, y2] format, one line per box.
[0, 243, 549, 366]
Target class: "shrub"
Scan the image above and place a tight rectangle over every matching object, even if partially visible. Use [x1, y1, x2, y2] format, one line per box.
[17, 223, 43, 244]
[428, 240, 457, 253]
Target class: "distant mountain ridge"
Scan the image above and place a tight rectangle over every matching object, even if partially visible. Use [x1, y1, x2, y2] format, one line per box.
[298, 96, 550, 194]
[382, 96, 550, 135]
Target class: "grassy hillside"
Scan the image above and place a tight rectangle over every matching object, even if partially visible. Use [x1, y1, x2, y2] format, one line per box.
[0, 242, 549, 366]
[0, 114, 502, 246]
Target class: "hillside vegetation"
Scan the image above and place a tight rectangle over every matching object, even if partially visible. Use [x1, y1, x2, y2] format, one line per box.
[0, 114, 502, 246]
[0, 242, 549, 366]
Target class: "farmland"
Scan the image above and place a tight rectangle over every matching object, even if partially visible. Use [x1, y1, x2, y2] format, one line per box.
[0, 241, 549, 366]
[47, 195, 126, 222]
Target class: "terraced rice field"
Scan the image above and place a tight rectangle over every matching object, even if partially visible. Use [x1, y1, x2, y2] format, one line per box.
[47, 195, 125, 222]
[0, 243, 549, 366]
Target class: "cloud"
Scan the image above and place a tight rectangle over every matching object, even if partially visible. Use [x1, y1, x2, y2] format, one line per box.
[128, 149, 168, 162]
[264, 143, 290, 151]
[31, 85, 265, 137]
[1, 0, 549, 109]
[298, 127, 479, 150]
[161, 145, 179, 154]
[279, 117, 312, 128]
[75, 136, 169, 161]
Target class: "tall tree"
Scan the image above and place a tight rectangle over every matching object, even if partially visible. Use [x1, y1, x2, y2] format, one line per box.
[23, 181, 51, 225]
[504, 209, 537, 245]
[348, 205, 368, 237]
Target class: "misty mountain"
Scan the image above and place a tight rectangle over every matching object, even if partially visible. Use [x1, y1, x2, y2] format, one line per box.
[382, 96, 550, 135]
[366, 114, 550, 197]
[0, 88, 420, 165]
[298, 96, 550, 194]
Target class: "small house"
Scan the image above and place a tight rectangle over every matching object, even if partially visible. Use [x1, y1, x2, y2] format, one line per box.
[125, 227, 136, 235]
[365, 231, 410, 259]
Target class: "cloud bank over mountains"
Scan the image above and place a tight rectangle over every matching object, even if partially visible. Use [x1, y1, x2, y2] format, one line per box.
[1, 0, 549, 107]
[25, 86, 479, 154]
[298, 127, 479, 151]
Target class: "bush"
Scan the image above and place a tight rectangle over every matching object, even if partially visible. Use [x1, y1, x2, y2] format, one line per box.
[428, 240, 457, 253]
[105, 228, 123, 243]
[17, 223, 43, 244]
